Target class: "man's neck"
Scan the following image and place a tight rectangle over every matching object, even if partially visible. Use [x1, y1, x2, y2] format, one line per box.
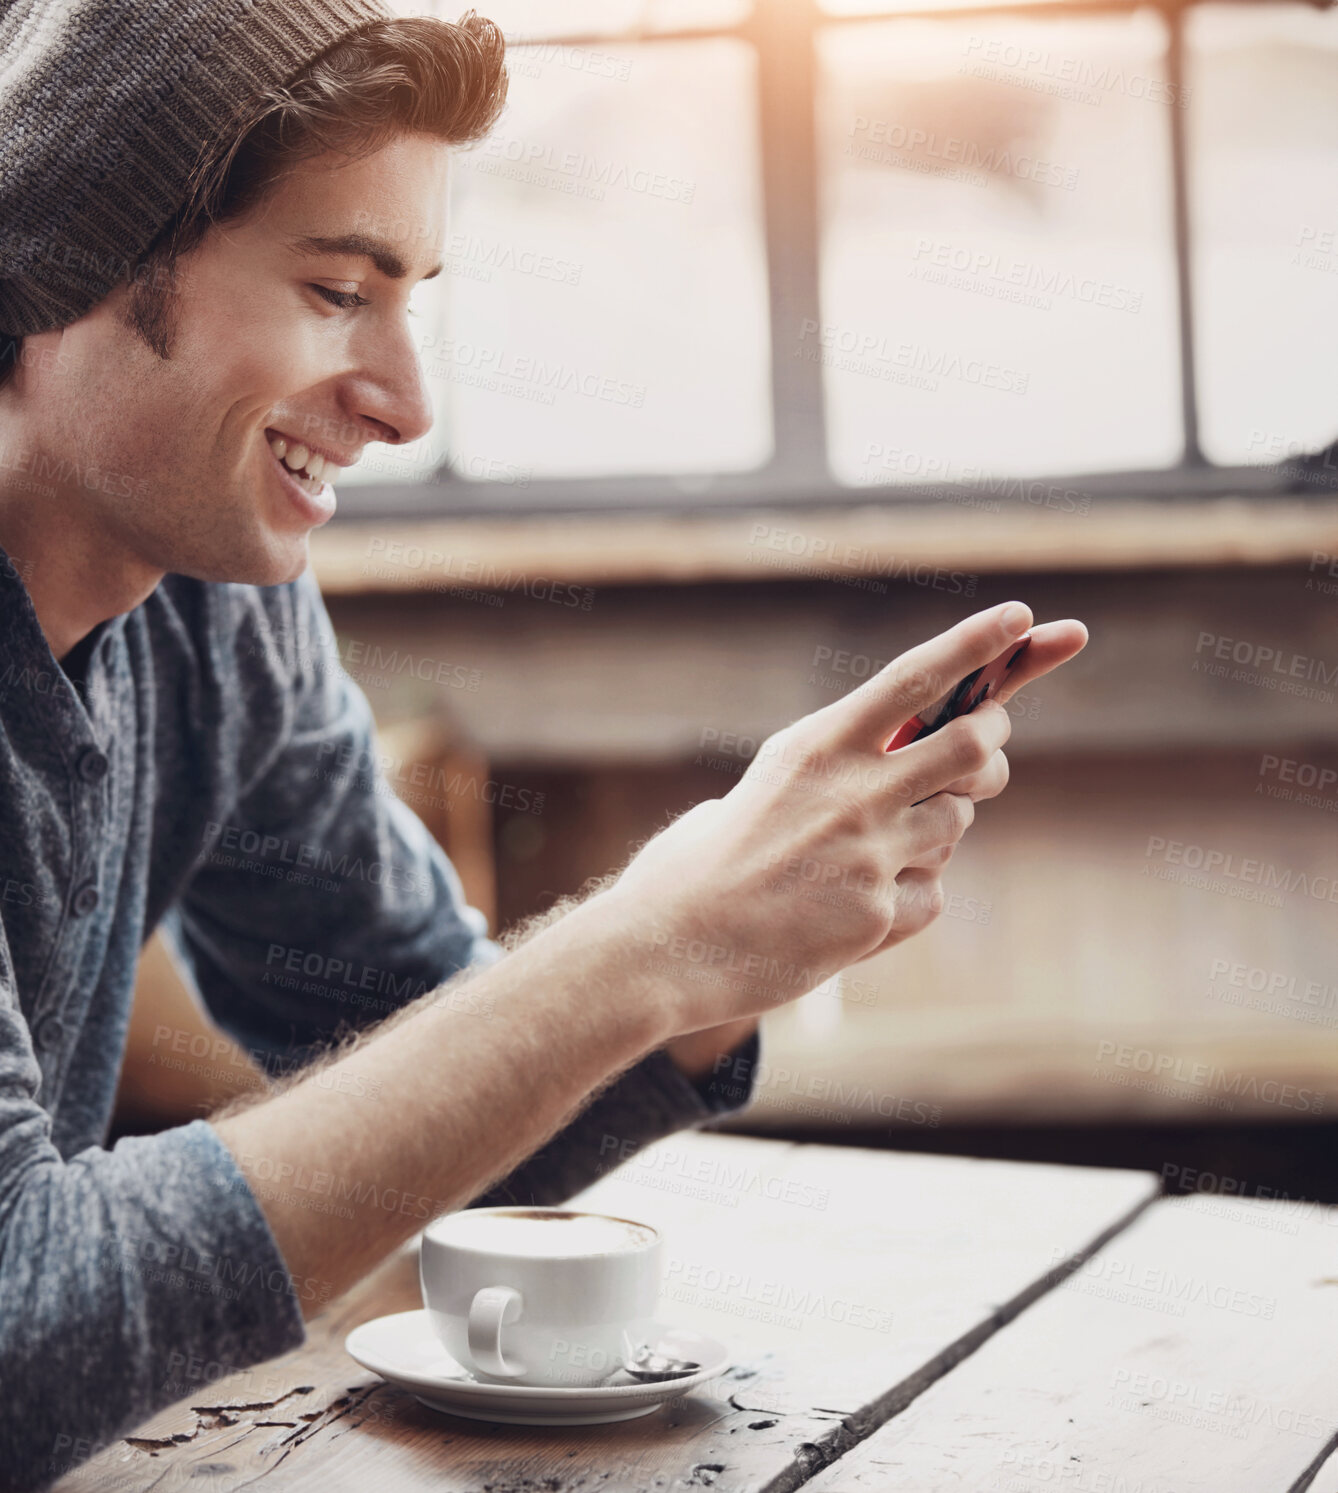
[0, 489, 162, 661]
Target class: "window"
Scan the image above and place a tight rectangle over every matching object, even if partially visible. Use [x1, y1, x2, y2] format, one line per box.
[336, 0, 1338, 517]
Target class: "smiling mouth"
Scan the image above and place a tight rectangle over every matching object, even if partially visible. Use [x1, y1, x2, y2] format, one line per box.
[264, 429, 340, 495]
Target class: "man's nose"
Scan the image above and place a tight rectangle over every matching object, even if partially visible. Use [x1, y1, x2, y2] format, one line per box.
[349, 322, 435, 448]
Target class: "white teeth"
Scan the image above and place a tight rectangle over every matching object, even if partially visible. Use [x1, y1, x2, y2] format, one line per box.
[266, 433, 337, 486]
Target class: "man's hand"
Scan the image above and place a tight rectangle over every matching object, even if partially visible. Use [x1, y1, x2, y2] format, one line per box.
[214, 601, 1083, 1312]
[602, 601, 1087, 1033]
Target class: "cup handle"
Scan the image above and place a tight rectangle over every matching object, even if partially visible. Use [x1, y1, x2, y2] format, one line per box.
[467, 1285, 524, 1378]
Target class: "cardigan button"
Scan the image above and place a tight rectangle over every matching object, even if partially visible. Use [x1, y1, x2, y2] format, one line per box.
[33, 1012, 66, 1051]
[77, 748, 109, 784]
[72, 881, 100, 917]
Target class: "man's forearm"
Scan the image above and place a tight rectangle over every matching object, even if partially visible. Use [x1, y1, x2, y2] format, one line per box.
[214, 890, 677, 1310]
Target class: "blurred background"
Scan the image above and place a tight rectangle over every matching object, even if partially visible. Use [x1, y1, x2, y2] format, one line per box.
[135, 0, 1338, 1197]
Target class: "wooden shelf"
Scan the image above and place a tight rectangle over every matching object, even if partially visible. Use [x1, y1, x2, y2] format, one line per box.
[311, 497, 1338, 595]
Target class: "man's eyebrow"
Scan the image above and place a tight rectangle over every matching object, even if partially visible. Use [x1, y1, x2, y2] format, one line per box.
[287, 232, 442, 282]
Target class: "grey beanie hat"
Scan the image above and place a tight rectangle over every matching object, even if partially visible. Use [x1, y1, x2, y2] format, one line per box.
[0, 0, 395, 338]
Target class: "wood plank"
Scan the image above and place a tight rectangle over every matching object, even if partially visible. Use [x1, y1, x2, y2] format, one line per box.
[797, 1192, 1338, 1492]
[310, 499, 1338, 594]
[55, 1133, 1157, 1492]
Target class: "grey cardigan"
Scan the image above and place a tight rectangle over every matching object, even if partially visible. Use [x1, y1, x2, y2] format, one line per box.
[0, 547, 758, 1490]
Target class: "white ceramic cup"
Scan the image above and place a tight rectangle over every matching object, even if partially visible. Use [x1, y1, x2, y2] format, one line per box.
[420, 1207, 664, 1387]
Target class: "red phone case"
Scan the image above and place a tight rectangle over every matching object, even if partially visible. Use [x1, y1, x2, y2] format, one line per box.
[884, 635, 1031, 753]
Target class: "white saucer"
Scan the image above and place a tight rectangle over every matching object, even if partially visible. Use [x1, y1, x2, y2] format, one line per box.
[344, 1311, 731, 1425]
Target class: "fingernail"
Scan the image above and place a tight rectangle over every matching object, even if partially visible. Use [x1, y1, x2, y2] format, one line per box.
[1001, 602, 1030, 632]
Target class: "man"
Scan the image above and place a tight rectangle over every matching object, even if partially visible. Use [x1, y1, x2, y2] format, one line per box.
[0, 2, 1087, 1487]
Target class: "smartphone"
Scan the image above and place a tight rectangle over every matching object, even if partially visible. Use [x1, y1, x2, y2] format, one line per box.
[884, 635, 1031, 753]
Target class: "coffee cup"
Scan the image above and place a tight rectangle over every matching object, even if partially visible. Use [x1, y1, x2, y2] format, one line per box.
[420, 1206, 663, 1387]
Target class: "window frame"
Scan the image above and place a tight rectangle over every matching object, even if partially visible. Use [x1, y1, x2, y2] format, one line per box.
[334, 0, 1327, 521]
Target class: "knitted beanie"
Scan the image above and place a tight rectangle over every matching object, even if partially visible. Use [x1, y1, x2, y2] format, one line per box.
[0, 0, 394, 338]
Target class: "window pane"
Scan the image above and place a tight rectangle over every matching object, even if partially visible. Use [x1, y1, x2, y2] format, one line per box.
[1188, 4, 1338, 467]
[822, 0, 1070, 15]
[819, 16, 1182, 489]
[339, 37, 771, 490]
[440, 1, 751, 38]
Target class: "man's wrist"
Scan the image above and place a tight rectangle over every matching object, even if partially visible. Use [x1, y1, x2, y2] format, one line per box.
[664, 1018, 760, 1082]
[544, 888, 685, 1054]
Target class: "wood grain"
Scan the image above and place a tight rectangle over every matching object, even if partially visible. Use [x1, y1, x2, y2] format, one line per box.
[797, 1192, 1338, 1492]
[54, 1133, 1157, 1492]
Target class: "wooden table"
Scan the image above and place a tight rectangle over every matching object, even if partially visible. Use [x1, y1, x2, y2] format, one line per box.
[55, 1132, 1338, 1491]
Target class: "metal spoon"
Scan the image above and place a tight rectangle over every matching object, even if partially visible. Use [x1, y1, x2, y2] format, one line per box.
[621, 1344, 702, 1383]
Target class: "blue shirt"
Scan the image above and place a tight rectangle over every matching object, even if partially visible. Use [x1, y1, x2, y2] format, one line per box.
[0, 546, 758, 1491]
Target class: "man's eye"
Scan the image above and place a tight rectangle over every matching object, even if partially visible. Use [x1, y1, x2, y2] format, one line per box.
[311, 284, 369, 310]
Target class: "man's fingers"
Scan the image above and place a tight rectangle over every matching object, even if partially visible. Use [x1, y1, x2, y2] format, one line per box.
[939, 748, 1010, 804]
[903, 790, 975, 858]
[818, 600, 1033, 750]
[887, 868, 944, 944]
[889, 700, 1011, 805]
[992, 618, 1088, 703]
[903, 843, 955, 871]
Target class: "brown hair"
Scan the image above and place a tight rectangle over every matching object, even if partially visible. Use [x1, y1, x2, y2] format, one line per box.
[0, 11, 506, 382]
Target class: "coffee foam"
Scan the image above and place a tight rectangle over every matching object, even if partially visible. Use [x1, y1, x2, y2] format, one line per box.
[432, 1210, 656, 1258]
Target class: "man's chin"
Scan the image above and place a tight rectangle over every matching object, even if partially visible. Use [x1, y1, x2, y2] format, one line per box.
[252, 534, 312, 587]
[184, 532, 311, 588]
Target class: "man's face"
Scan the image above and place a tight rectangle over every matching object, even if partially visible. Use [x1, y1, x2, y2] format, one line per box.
[19, 131, 449, 586]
